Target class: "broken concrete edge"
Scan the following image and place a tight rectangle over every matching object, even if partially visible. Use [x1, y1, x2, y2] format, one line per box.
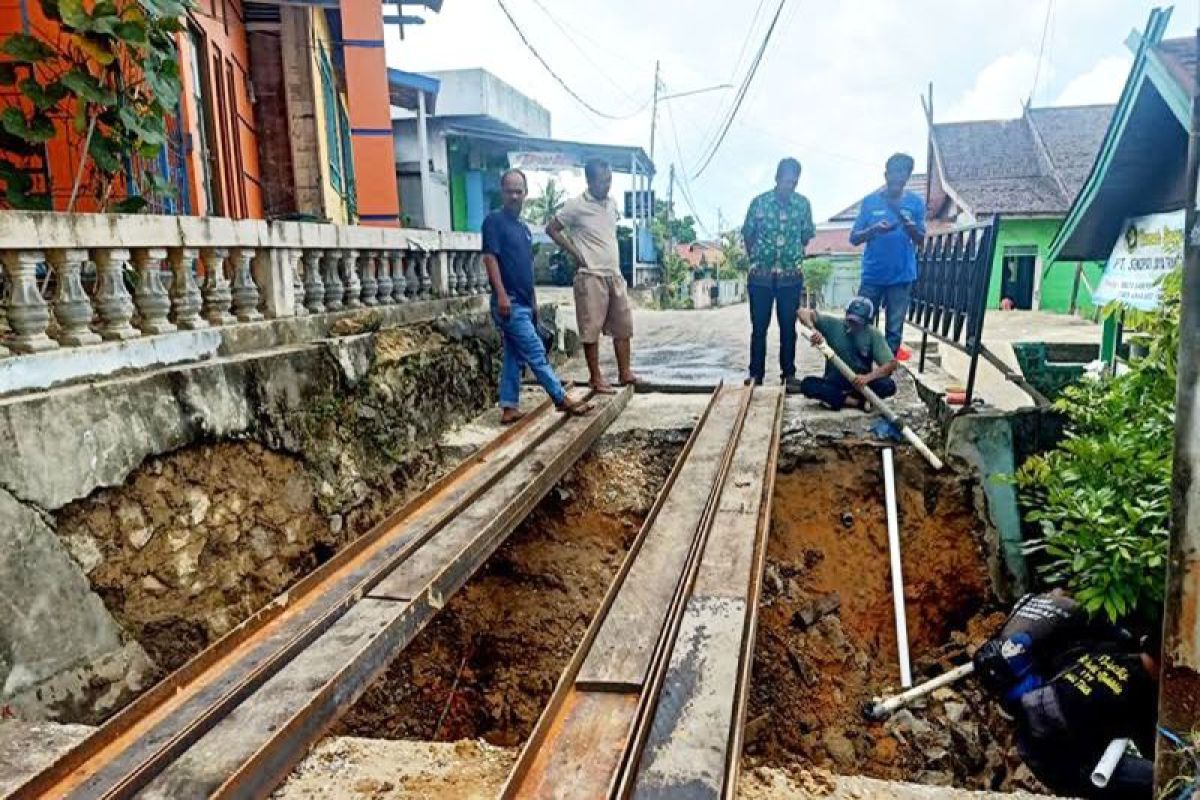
[0, 296, 488, 400]
[0, 309, 511, 720]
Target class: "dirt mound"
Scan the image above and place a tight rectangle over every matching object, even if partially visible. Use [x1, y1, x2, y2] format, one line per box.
[747, 445, 1047, 793]
[334, 431, 684, 746]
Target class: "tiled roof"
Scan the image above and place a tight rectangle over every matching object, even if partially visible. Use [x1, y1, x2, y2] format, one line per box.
[1157, 36, 1197, 96]
[828, 174, 929, 222]
[931, 104, 1114, 216]
[805, 227, 861, 257]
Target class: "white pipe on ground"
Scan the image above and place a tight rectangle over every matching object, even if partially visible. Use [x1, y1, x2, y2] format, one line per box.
[883, 447, 912, 688]
[1091, 738, 1131, 788]
[864, 662, 975, 720]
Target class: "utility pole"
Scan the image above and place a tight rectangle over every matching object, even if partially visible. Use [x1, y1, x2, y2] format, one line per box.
[1154, 21, 1200, 797]
[666, 163, 676, 253]
[649, 60, 661, 171]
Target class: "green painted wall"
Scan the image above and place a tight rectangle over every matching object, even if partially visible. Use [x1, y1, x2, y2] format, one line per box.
[985, 218, 1103, 314]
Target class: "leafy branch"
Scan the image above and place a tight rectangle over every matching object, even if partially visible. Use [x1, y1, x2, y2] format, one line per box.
[0, 0, 192, 212]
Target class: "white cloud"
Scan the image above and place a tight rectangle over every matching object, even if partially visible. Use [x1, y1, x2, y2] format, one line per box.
[943, 52, 1046, 122]
[1055, 55, 1132, 106]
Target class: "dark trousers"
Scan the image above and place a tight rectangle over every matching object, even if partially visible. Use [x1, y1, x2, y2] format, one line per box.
[1017, 732, 1152, 800]
[858, 281, 912, 354]
[748, 272, 803, 382]
[799, 372, 896, 411]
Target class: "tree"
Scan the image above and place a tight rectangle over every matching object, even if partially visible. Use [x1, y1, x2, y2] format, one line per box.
[717, 230, 748, 277]
[523, 178, 567, 226]
[0, 0, 192, 212]
[650, 198, 697, 256]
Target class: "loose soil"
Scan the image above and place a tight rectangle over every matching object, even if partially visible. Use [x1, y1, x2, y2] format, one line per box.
[746, 445, 1047, 793]
[333, 431, 684, 746]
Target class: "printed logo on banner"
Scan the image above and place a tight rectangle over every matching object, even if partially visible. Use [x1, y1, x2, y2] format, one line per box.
[1092, 210, 1184, 311]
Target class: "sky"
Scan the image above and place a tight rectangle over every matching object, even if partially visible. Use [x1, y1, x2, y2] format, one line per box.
[385, 1, 1198, 237]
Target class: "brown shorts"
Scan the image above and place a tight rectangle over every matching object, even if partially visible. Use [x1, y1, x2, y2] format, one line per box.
[573, 271, 634, 343]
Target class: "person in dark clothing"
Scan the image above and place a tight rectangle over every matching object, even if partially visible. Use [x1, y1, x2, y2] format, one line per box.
[482, 169, 591, 424]
[796, 297, 897, 411]
[741, 157, 815, 387]
[974, 591, 1159, 800]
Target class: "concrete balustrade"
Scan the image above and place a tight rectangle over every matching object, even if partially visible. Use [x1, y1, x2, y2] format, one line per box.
[0, 212, 484, 396]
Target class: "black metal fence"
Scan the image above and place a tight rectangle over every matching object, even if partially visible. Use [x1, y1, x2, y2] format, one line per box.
[907, 217, 1000, 406]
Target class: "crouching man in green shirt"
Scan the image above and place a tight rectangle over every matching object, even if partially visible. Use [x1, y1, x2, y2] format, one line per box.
[796, 297, 898, 411]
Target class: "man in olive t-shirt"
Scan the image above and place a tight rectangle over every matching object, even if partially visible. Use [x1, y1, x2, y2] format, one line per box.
[796, 297, 897, 411]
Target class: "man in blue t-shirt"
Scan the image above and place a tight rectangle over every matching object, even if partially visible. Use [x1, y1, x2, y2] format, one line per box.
[850, 153, 926, 353]
[482, 170, 590, 423]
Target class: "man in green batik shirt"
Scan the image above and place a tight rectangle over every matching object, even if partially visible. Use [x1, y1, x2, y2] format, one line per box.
[742, 157, 815, 387]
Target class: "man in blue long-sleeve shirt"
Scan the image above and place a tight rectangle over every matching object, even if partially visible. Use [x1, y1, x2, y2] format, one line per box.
[850, 153, 925, 354]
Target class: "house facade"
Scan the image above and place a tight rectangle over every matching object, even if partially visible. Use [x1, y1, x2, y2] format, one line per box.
[0, 0, 433, 224]
[927, 103, 1114, 313]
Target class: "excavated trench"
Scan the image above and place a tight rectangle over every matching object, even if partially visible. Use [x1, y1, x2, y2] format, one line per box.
[65, 408, 1046, 797]
[324, 436, 1048, 796]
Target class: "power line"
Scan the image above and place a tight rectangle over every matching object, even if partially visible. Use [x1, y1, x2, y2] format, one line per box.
[691, 0, 789, 179]
[692, 0, 769, 171]
[1029, 0, 1054, 105]
[526, 0, 647, 105]
[495, 0, 640, 121]
[664, 101, 713, 237]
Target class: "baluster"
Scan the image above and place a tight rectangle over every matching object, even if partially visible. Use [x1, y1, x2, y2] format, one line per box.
[302, 250, 326, 313]
[447, 252, 461, 296]
[2, 249, 58, 352]
[92, 247, 141, 340]
[323, 250, 344, 311]
[167, 248, 207, 330]
[131, 248, 177, 335]
[359, 251, 379, 307]
[229, 247, 264, 322]
[200, 247, 236, 326]
[375, 250, 394, 305]
[403, 254, 419, 300]
[390, 252, 407, 303]
[341, 249, 362, 308]
[419, 253, 433, 298]
[47, 249, 100, 346]
[472, 253, 487, 295]
[288, 250, 307, 316]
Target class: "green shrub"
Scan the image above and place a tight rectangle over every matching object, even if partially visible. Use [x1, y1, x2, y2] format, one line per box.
[1013, 269, 1181, 622]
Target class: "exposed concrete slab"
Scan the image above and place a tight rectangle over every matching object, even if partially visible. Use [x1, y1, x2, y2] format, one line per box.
[0, 297, 486, 399]
[0, 488, 153, 719]
[0, 721, 93, 795]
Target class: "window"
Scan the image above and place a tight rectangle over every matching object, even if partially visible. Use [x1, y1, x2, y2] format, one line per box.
[317, 45, 343, 194]
[187, 25, 220, 215]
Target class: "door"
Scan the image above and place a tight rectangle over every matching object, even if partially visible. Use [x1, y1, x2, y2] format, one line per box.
[1001, 247, 1036, 309]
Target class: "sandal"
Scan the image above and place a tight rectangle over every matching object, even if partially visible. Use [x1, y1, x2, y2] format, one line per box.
[500, 410, 526, 425]
[557, 398, 594, 417]
[588, 382, 618, 395]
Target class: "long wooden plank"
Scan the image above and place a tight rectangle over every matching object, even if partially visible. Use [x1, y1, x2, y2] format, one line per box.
[136, 389, 630, 800]
[576, 387, 745, 691]
[631, 389, 781, 799]
[35, 402, 567, 800]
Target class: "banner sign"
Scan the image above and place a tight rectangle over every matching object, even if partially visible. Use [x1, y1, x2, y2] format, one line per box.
[507, 151, 577, 172]
[1092, 210, 1184, 311]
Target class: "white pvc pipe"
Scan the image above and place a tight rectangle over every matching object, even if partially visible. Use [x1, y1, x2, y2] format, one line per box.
[883, 448, 912, 688]
[1091, 738, 1131, 788]
[866, 662, 975, 720]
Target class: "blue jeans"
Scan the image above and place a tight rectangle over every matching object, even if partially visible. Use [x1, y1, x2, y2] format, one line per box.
[492, 302, 566, 409]
[858, 281, 911, 354]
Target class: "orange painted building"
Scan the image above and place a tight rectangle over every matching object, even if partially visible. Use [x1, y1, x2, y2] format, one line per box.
[0, 0, 418, 225]
[0, 0, 263, 217]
